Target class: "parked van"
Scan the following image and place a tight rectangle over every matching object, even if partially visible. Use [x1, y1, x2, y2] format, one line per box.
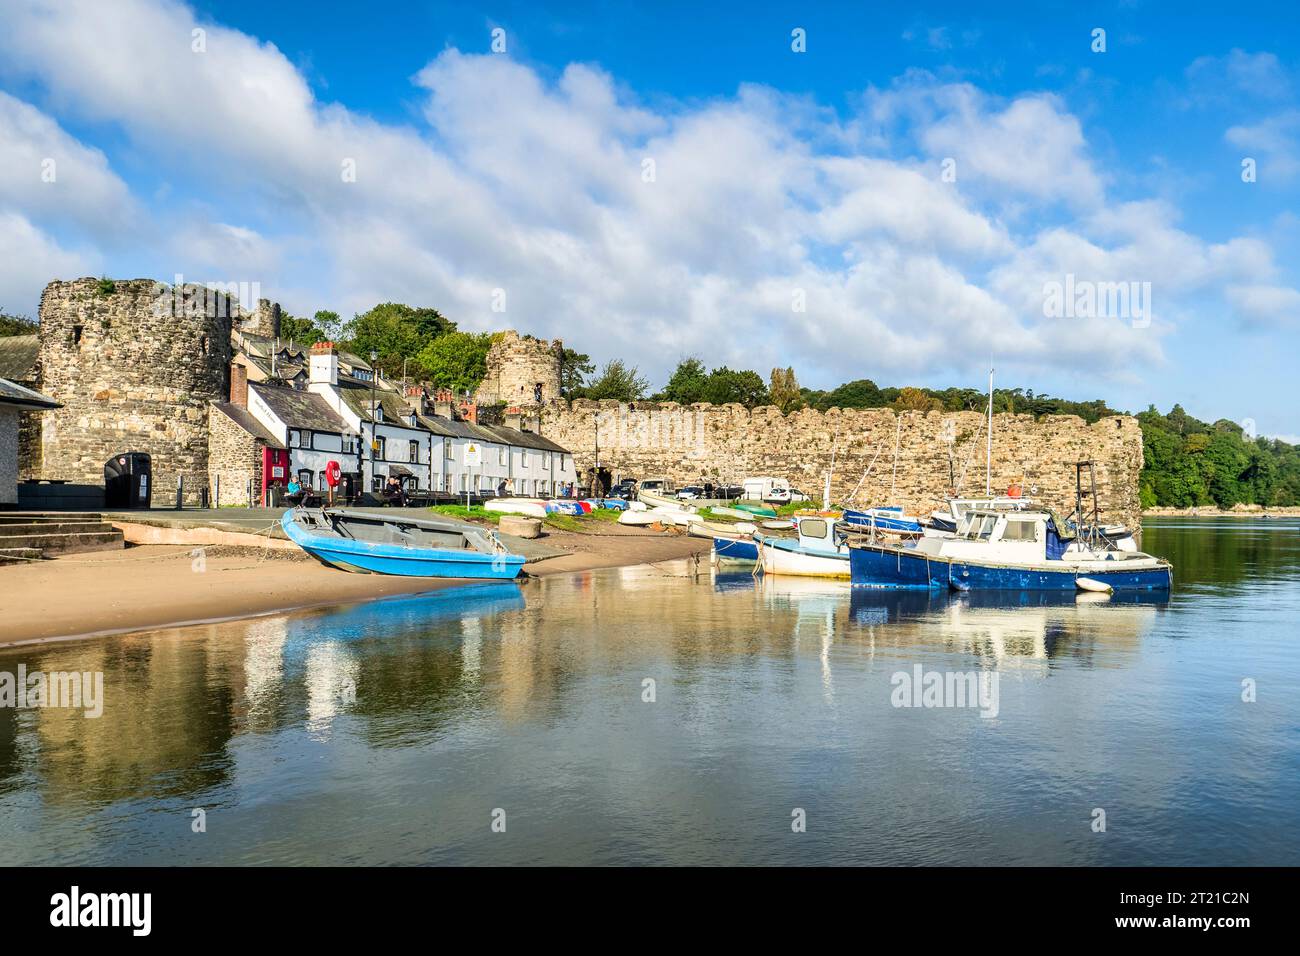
[742, 477, 792, 503]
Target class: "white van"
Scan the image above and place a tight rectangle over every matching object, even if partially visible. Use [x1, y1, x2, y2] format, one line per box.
[742, 477, 791, 503]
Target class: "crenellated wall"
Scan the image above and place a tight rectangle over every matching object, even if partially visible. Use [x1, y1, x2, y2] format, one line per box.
[37, 278, 234, 500]
[541, 400, 1145, 530]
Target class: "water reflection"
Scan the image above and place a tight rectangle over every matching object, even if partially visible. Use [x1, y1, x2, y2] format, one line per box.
[0, 521, 1295, 866]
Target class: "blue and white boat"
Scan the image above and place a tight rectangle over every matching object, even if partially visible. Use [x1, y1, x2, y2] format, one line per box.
[714, 532, 760, 563]
[756, 512, 851, 578]
[848, 507, 1171, 592]
[282, 508, 526, 579]
[843, 506, 924, 535]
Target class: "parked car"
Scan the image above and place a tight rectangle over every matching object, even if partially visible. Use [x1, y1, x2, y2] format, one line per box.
[676, 485, 705, 500]
[788, 489, 812, 502]
[611, 479, 638, 499]
[716, 485, 744, 500]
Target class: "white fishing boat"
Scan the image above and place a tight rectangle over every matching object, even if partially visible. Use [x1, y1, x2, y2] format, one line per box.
[484, 498, 548, 519]
[756, 512, 851, 578]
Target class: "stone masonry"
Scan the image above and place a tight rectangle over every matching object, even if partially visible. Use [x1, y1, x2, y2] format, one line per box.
[476, 331, 562, 407]
[208, 405, 265, 507]
[542, 401, 1145, 531]
[38, 278, 234, 503]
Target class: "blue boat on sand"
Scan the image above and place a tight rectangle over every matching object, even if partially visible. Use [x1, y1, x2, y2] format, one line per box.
[843, 506, 924, 535]
[282, 508, 526, 579]
[848, 507, 1171, 592]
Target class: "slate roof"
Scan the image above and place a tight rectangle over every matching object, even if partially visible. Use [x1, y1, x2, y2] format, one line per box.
[0, 335, 39, 382]
[250, 384, 349, 433]
[211, 402, 285, 448]
[486, 424, 569, 454]
[0, 377, 59, 410]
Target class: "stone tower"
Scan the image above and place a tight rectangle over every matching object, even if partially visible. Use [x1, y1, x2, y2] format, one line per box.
[37, 278, 235, 500]
[476, 330, 562, 407]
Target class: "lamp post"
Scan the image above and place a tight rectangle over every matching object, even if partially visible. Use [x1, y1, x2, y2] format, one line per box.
[370, 350, 378, 496]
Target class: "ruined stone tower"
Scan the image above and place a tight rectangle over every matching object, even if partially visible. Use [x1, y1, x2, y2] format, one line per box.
[37, 278, 235, 499]
[476, 330, 562, 407]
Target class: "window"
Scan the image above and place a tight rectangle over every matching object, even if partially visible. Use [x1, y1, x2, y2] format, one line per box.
[1003, 519, 1039, 542]
[372, 475, 384, 491]
[73, 325, 83, 346]
[799, 518, 828, 540]
[288, 429, 302, 448]
[373, 437, 386, 460]
[409, 440, 419, 463]
[499, 447, 507, 465]
[297, 469, 313, 486]
[445, 441, 454, 460]
[374, 406, 383, 422]
[342, 435, 358, 454]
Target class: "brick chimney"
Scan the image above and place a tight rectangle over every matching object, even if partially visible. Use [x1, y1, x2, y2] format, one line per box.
[432, 388, 455, 419]
[404, 385, 427, 415]
[230, 362, 248, 407]
[457, 397, 478, 425]
[504, 405, 523, 430]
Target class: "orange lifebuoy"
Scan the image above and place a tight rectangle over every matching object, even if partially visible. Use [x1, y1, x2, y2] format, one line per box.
[1007, 484, 1022, 498]
[324, 460, 342, 487]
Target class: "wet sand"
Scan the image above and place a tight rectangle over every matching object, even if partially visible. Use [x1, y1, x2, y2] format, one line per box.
[0, 530, 710, 646]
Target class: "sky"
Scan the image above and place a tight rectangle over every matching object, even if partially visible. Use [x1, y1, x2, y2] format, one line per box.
[0, 0, 1297, 438]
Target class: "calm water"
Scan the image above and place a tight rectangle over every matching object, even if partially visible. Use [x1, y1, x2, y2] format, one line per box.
[1, 518, 1297, 865]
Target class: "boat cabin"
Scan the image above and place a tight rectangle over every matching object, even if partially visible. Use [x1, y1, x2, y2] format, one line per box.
[915, 509, 1067, 562]
[793, 512, 849, 555]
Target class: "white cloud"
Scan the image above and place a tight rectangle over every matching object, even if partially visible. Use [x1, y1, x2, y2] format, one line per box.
[1226, 110, 1300, 179]
[0, 212, 96, 316]
[0, 0, 1295, 394]
[1226, 284, 1300, 327]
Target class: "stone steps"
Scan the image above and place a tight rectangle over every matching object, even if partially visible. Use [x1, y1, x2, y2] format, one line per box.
[0, 531, 124, 555]
[0, 513, 125, 559]
[0, 548, 43, 566]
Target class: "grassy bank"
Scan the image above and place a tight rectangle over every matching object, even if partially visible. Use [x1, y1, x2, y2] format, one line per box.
[429, 504, 626, 533]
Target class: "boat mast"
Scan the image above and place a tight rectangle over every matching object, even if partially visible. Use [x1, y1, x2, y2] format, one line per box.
[985, 368, 994, 497]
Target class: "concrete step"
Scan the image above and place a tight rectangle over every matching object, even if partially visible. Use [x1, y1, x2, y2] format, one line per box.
[0, 530, 124, 555]
[0, 522, 116, 536]
[0, 512, 107, 524]
[0, 547, 43, 566]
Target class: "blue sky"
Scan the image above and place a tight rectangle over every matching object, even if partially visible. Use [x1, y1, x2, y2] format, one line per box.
[1, 0, 1297, 437]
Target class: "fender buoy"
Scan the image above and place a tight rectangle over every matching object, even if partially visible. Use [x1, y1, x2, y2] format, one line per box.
[324, 460, 342, 487]
[1007, 484, 1022, 498]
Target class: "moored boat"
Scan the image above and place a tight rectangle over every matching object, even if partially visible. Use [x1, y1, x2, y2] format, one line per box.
[282, 508, 526, 579]
[756, 512, 851, 578]
[843, 506, 924, 535]
[848, 507, 1171, 592]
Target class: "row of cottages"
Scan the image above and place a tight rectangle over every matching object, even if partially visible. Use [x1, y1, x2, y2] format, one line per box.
[209, 341, 576, 505]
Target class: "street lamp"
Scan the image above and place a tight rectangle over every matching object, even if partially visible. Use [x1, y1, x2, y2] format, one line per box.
[370, 350, 379, 496]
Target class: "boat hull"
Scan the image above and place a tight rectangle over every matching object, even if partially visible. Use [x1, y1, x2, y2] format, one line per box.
[714, 536, 759, 562]
[849, 542, 1172, 591]
[757, 537, 850, 578]
[281, 511, 526, 579]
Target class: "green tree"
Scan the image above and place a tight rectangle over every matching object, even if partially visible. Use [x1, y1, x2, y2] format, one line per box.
[340, 303, 456, 374]
[0, 311, 36, 337]
[560, 347, 595, 396]
[413, 331, 492, 394]
[659, 357, 710, 404]
[701, 366, 769, 407]
[278, 312, 325, 346]
[582, 360, 650, 402]
[813, 378, 884, 410]
[892, 387, 944, 412]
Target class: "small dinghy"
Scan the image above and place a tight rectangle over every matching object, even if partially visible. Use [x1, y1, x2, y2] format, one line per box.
[485, 498, 547, 519]
[618, 510, 660, 526]
[732, 502, 778, 518]
[282, 508, 526, 579]
[711, 506, 757, 520]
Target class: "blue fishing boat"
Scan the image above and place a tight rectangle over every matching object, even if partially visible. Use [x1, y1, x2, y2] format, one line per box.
[843, 506, 924, 535]
[847, 507, 1171, 592]
[282, 508, 526, 579]
[714, 534, 760, 562]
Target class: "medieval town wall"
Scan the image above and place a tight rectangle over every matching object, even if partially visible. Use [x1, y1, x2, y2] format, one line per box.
[541, 400, 1145, 530]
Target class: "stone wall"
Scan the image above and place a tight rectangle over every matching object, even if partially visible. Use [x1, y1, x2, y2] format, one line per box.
[0, 406, 19, 505]
[476, 330, 562, 407]
[541, 401, 1145, 530]
[207, 405, 263, 507]
[37, 278, 234, 503]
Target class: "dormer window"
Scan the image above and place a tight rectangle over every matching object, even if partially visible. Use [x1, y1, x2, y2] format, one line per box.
[374, 406, 383, 423]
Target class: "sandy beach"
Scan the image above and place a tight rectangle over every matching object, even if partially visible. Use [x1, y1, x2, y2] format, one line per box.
[0, 528, 709, 647]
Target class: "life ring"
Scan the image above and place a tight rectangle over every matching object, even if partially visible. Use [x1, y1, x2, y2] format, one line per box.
[324, 460, 342, 487]
[1006, 484, 1022, 498]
